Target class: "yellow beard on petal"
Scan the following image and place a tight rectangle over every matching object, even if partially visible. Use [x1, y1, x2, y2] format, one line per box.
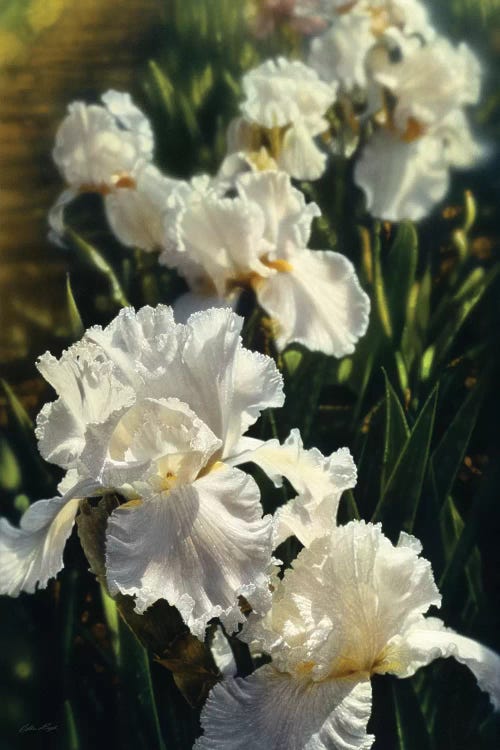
[225, 254, 293, 295]
[78, 172, 137, 196]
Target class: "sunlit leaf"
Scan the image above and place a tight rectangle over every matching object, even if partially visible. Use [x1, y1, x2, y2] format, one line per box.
[65, 274, 84, 339]
[67, 230, 129, 309]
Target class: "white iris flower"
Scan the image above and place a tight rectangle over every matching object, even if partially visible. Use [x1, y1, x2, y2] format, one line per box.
[160, 170, 370, 356]
[308, 0, 435, 94]
[227, 57, 337, 181]
[196, 521, 500, 749]
[50, 90, 179, 251]
[354, 37, 483, 221]
[0, 305, 353, 638]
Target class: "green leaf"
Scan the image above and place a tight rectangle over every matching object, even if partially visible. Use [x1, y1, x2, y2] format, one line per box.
[439, 496, 483, 611]
[432, 264, 500, 368]
[381, 371, 410, 493]
[393, 680, 433, 750]
[0, 436, 21, 491]
[385, 222, 419, 344]
[430, 378, 487, 504]
[0, 378, 32, 434]
[355, 397, 385, 519]
[68, 229, 129, 309]
[402, 268, 432, 371]
[117, 618, 166, 750]
[148, 60, 176, 116]
[372, 385, 439, 540]
[65, 274, 84, 339]
[373, 225, 393, 340]
[62, 700, 80, 750]
[282, 348, 303, 377]
[337, 489, 361, 524]
[440, 463, 500, 603]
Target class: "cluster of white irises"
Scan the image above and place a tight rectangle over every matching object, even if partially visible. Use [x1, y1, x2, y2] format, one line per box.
[1, 1, 498, 747]
[0, 304, 499, 747]
[48, 82, 370, 357]
[250, 0, 484, 221]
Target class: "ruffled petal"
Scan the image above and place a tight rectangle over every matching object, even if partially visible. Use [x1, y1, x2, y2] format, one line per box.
[167, 183, 272, 296]
[53, 101, 146, 190]
[78, 396, 221, 493]
[242, 522, 441, 679]
[0, 479, 100, 596]
[354, 129, 450, 221]
[236, 170, 321, 252]
[87, 307, 283, 456]
[101, 89, 154, 160]
[104, 164, 180, 252]
[105, 465, 273, 638]
[241, 57, 336, 133]
[229, 430, 356, 547]
[85, 305, 180, 387]
[256, 248, 370, 356]
[395, 618, 500, 710]
[375, 39, 481, 130]
[438, 109, 486, 169]
[165, 308, 284, 457]
[308, 11, 374, 91]
[278, 123, 328, 181]
[36, 340, 136, 470]
[195, 665, 374, 750]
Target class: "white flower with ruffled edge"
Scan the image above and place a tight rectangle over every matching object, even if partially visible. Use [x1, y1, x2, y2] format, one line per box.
[50, 90, 179, 251]
[307, 0, 435, 93]
[227, 57, 337, 181]
[160, 170, 370, 356]
[308, 10, 375, 91]
[196, 520, 500, 749]
[354, 37, 484, 221]
[0, 305, 355, 638]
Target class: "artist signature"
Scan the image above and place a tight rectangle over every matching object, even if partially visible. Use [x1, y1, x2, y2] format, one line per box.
[19, 723, 58, 734]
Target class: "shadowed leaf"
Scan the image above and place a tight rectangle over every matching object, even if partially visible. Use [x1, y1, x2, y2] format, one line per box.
[373, 385, 438, 540]
[430, 377, 487, 505]
[385, 222, 419, 345]
[381, 370, 410, 493]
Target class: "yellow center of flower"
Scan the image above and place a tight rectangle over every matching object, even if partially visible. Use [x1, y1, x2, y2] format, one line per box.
[225, 254, 293, 294]
[295, 645, 402, 683]
[78, 172, 136, 196]
[377, 91, 427, 143]
[160, 470, 177, 492]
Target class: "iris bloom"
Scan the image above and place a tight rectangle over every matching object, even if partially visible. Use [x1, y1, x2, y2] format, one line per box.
[160, 170, 370, 356]
[0, 305, 353, 638]
[196, 521, 500, 749]
[354, 37, 483, 221]
[308, 0, 435, 93]
[227, 57, 337, 181]
[51, 90, 179, 251]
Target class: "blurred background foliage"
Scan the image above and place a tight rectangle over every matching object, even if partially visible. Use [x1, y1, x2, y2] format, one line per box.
[1, 0, 500, 748]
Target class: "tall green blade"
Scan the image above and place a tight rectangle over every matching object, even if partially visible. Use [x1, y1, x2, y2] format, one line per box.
[430, 378, 487, 505]
[385, 222, 419, 344]
[381, 370, 410, 493]
[373, 385, 439, 540]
